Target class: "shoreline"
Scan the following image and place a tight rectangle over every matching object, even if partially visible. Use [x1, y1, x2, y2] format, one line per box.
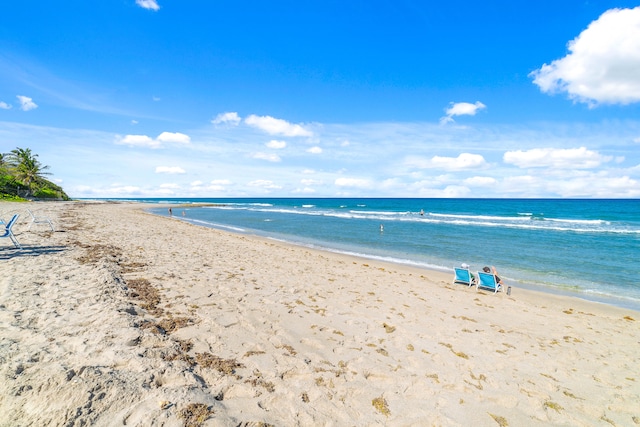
[154, 207, 640, 313]
[1, 201, 639, 426]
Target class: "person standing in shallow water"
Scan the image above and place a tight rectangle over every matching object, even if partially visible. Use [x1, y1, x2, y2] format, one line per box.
[168, 207, 172, 216]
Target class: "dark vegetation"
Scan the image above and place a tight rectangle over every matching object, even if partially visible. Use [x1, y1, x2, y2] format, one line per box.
[0, 147, 69, 201]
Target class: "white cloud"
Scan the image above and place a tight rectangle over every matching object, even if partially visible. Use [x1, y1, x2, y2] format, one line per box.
[431, 153, 487, 170]
[210, 179, 232, 185]
[306, 146, 323, 154]
[190, 180, 232, 192]
[464, 176, 497, 187]
[155, 166, 186, 174]
[293, 187, 317, 194]
[212, 112, 241, 125]
[513, 172, 640, 198]
[131, 120, 138, 125]
[301, 179, 323, 186]
[405, 153, 487, 170]
[115, 134, 160, 148]
[115, 131, 190, 148]
[248, 180, 282, 189]
[154, 188, 175, 195]
[266, 139, 287, 149]
[17, 95, 38, 111]
[406, 180, 472, 198]
[109, 185, 143, 195]
[335, 177, 372, 189]
[160, 183, 180, 189]
[440, 101, 486, 124]
[441, 185, 472, 198]
[380, 178, 403, 191]
[530, 7, 640, 105]
[0, 101, 11, 109]
[6, 118, 640, 199]
[504, 147, 611, 169]
[245, 114, 313, 137]
[156, 131, 190, 144]
[634, 137, 640, 143]
[251, 152, 281, 162]
[136, 0, 160, 11]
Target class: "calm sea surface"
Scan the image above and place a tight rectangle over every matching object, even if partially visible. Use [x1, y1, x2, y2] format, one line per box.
[121, 198, 640, 311]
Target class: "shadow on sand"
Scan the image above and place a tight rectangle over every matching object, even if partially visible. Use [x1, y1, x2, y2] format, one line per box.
[0, 245, 67, 260]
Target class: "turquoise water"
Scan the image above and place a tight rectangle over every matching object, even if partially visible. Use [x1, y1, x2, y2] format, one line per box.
[129, 198, 639, 310]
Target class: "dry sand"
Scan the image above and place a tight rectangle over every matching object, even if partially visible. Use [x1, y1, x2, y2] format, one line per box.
[1, 201, 639, 427]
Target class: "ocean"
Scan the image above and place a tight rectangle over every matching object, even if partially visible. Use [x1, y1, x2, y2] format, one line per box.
[129, 198, 640, 311]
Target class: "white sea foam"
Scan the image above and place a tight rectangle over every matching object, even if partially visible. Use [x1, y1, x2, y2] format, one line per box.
[204, 204, 640, 234]
[187, 218, 246, 232]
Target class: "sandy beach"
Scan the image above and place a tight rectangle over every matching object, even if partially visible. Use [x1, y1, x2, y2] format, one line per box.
[1, 201, 639, 426]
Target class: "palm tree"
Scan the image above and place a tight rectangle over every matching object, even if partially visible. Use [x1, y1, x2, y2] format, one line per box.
[6, 147, 51, 197]
[0, 153, 9, 194]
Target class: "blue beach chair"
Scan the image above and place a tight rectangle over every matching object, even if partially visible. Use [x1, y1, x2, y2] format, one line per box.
[476, 271, 501, 294]
[453, 266, 474, 287]
[1, 214, 22, 249]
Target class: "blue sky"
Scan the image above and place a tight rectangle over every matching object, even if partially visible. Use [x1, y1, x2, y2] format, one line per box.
[1, 1, 640, 198]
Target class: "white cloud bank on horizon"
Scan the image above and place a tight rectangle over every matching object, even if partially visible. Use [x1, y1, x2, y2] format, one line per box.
[6, 119, 640, 199]
[440, 101, 486, 124]
[531, 7, 640, 106]
[136, 0, 160, 11]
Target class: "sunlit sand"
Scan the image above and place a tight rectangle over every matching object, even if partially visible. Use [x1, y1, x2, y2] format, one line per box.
[1, 201, 638, 426]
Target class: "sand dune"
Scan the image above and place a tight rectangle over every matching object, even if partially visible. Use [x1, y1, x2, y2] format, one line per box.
[1, 201, 639, 426]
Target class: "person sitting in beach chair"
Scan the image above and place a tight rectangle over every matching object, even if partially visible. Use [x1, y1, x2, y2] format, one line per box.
[476, 265, 503, 294]
[482, 266, 503, 286]
[453, 263, 476, 286]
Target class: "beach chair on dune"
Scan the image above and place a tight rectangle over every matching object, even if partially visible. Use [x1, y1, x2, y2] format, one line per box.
[476, 271, 502, 294]
[26, 209, 54, 231]
[453, 266, 474, 287]
[1, 214, 22, 249]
